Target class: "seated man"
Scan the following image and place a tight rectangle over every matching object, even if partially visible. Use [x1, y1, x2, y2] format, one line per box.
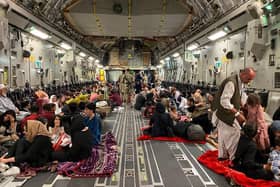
[84, 103, 101, 146]
[0, 84, 18, 114]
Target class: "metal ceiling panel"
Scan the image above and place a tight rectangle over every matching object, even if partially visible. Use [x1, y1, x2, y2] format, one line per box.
[7, 11, 29, 30]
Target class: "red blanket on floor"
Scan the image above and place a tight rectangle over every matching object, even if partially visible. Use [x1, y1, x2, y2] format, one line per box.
[137, 134, 206, 144]
[198, 150, 280, 187]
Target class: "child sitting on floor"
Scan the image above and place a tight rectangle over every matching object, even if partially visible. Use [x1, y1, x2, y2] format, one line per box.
[268, 137, 280, 181]
[233, 123, 273, 180]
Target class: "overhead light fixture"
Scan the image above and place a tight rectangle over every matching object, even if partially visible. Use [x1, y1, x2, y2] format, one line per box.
[187, 43, 199, 51]
[97, 64, 103, 68]
[165, 57, 170, 61]
[172, 52, 180, 57]
[193, 50, 201, 55]
[157, 65, 162, 68]
[223, 25, 232, 33]
[29, 26, 50, 40]
[56, 49, 65, 54]
[89, 56, 95, 61]
[79, 52, 86, 57]
[265, 3, 273, 11]
[60, 42, 72, 50]
[160, 60, 164, 64]
[95, 59, 100, 63]
[207, 30, 227, 41]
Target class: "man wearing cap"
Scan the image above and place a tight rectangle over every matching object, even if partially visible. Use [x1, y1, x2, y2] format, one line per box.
[0, 84, 19, 114]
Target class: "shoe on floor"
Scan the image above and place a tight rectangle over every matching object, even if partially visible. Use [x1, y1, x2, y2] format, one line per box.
[0, 163, 9, 173]
[16, 170, 36, 179]
[218, 157, 228, 161]
[2, 166, 20, 176]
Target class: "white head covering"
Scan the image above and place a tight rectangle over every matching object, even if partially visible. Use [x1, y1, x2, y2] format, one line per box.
[49, 95, 57, 103]
[0, 84, 6, 90]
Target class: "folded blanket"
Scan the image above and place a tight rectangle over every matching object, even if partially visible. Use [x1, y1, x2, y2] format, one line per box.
[137, 134, 206, 144]
[198, 150, 280, 187]
[57, 132, 118, 178]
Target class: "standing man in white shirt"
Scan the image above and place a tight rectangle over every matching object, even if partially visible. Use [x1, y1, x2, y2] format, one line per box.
[212, 67, 256, 161]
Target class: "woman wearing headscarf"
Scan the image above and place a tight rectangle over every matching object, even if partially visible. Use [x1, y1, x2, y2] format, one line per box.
[49, 95, 62, 115]
[148, 102, 174, 137]
[0, 120, 52, 167]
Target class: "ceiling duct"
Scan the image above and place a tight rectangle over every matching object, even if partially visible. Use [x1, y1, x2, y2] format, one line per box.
[247, 1, 263, 19]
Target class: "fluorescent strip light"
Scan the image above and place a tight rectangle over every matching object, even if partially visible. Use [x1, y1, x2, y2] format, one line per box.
[160, 60, 164, 64]
[193, 50, 201, 55]
[89, 56, 95, 61]
[172, 52, 180, 57]
[97, 64, 103, 68]
[95, 59, 100, 63]
[56, 49, 65, 54]
[60, 42, 72, 50]
[157, 65, 162, 68]
[207, 30, 227, 41]
[187, 43, 199, 51]
[29, 26, 50, 40]
[165, 57, 170, 61]
[79, 52, 86, 57]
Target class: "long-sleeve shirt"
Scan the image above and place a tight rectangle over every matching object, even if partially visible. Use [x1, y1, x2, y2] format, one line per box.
[84, 115, 101, 145]
[233, 135, 263, 172]
[247, 105, 270, 150]
[0, 96, 17, 113]
[268, 150, 280, 175]
[220, 75, 247, 110]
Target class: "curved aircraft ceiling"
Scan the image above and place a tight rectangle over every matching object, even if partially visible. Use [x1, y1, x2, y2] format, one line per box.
[12, 0, 248, 56]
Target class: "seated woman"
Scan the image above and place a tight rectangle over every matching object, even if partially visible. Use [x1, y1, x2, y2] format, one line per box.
[52, 114, 93, 162]
[109, 89, 122, 109]
[39, 103, 56, 125]
[90, 86, 99, 103]
[269, 121, 280, 148]
[232, 123, 273, 180]
[192, 89, 205, 108]
[0, 119, 52, 167]
[0, 110, 20, 143]
[145, 102, 174, 137]
[49, 115, 65, 144]
[169, 105, 181, 122]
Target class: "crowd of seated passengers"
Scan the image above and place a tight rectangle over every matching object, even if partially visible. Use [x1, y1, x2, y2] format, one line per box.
[0, 83, 112, 169]
[139, 83, 280, 181]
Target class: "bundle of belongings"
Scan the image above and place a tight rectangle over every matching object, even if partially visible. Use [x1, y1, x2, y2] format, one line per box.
[95, 101, 111, 117]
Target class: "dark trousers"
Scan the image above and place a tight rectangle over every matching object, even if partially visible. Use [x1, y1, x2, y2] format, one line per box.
[246, 168, 273, 180]
[52, 151, 69, 162]
[14, 136, 52, 166]
[7, 138, 30, 159]
[192, 113, 213, 134]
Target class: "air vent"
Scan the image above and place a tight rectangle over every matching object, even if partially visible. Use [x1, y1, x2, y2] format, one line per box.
[275, 72, 280, 88]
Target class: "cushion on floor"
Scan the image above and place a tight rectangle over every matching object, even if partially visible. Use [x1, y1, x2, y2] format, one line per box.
[198, 150, 280, 187]
[137, 134, 206, 144]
